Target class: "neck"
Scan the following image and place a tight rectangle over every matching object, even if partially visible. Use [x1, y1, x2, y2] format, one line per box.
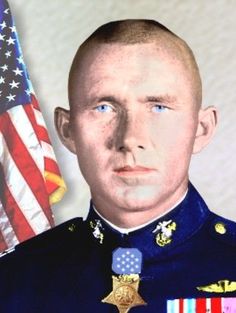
[93, 189, 187, 233]
[91, 187, 188, 229]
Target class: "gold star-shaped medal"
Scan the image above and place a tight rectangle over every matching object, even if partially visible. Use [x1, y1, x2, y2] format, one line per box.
[102, 274, 146, 313]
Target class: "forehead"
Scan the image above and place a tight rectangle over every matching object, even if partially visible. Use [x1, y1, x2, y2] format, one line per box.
[70, 43, 194, 103]
[79, 42, 188, 74]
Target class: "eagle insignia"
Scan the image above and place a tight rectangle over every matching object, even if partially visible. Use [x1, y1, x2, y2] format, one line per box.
[197, 280, 236, 293]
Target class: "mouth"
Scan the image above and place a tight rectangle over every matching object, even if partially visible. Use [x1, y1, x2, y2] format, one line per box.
[114, 165, 156, 176]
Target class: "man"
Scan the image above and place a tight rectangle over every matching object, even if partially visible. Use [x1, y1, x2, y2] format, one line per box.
[0, 19, 236, 313]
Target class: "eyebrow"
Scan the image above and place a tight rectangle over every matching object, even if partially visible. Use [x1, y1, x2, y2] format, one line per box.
[89, 94, 177, 105]
[96, 96, 119, 104]
[145, 95, 177, 104]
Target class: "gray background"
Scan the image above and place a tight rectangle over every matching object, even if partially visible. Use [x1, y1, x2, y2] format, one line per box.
[8, 0, 236, 224]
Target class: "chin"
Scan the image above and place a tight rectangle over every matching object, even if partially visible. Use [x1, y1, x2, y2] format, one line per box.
[114, 185, 162, 212]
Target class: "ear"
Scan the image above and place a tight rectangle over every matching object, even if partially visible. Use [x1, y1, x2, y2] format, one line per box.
[54, 107, 76, 154]
[193, 106, 218, 154]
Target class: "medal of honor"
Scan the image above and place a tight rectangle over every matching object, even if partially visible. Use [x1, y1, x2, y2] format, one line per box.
[102, 248, 147, 313]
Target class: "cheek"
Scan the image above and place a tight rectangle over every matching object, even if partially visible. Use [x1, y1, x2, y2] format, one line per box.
[72, 121, 110, 170]
[151, 117, 197, 161]
[73, 119, 100, 147]
[76, 119, 116, 154]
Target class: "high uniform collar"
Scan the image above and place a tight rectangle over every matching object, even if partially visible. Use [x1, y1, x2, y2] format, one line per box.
[86, 182, 211, 261]
[92, 189, 188, 234]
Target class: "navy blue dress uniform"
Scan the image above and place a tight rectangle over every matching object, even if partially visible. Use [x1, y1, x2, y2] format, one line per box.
[0, 182, 236, 313]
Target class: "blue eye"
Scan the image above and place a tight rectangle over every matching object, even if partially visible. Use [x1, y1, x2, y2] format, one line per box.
[95, 104, 113, 113]
[152, 105, 167, 113]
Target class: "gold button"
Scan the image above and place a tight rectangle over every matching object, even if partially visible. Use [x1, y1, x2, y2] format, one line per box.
[215, 223, 226, 234]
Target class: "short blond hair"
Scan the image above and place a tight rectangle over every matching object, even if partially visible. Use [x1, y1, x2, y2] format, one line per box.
[69, 19, 202, 107]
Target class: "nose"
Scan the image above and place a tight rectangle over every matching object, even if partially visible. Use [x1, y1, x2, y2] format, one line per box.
[115, 110, 147, 152]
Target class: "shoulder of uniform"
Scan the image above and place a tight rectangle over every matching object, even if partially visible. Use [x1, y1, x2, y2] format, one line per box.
[207, 211, 236, 246]
[0, 217, 85, 259]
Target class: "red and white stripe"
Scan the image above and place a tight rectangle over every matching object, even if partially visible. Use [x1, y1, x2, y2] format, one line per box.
[167, 297, 236, 313]
[0, 97, 64, 252]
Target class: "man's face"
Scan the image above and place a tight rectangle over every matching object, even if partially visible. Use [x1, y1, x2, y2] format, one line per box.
[68, 43, 200, 222]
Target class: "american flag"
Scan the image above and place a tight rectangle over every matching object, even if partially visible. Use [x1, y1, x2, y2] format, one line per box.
[0, 0, 66, 253]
